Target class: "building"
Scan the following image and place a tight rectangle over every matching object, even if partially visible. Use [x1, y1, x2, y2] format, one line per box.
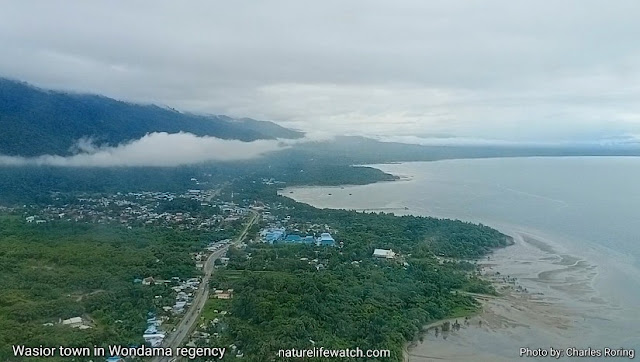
[373, 249, 396, 259]
[144, 324, 159, 335]
[142, 277, 155, 286]
[173, 301, 187, 314]
[318, 233, 336, 246]
[284, 234, 302, 243]
[176, 291, 189, 301]
[62, 317, 84, 328]
[261, 227, 286, 243]
[213, 289, 234, 299]
[143, 332, 165, 347]
[143, 313, 165, 347]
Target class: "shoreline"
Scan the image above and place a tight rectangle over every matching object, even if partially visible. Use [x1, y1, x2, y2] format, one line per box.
[404, 229, 621, 361]
[403, 235, 522, 362]
[280, 159, 640, 359]
[277, 189, 596, 360]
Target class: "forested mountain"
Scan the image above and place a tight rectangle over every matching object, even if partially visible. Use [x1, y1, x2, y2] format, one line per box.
[218, 116, 303, 140]
[0, 78, 303, 156]
[291, 135, 640, 164]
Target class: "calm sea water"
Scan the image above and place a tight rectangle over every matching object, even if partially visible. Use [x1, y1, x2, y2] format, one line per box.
[283, 157, 640, 352]
[289, 157, 640, 257]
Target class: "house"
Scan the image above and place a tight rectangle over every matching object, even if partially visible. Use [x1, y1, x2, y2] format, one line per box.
[144, 325, 161, 336]
[213, 289, 233, 299]
[176, 291, 189, 301]
[373, 248, 396, 259]
[62, 317, 84, 328]
[142, 277, 155, 286]
[143, 331, 165, 347]
[318, 233, 336, 246]
[106, 357, 124, 362]
[173, 301, 187, 314]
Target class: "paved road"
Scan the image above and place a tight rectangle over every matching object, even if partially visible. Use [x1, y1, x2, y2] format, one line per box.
[152, 210, 258, 362]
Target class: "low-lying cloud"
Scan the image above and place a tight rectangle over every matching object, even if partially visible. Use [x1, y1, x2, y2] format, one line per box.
[0, 132, 295, 167]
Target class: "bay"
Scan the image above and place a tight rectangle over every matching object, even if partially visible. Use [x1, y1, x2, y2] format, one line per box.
[283, 157, 640, 360]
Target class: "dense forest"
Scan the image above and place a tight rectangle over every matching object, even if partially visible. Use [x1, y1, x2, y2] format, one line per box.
[0, 215, 214, 361]
[0, 78, 302, 157]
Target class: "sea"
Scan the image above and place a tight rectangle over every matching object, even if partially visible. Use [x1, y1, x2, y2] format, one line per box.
[282, 157, 640, 360]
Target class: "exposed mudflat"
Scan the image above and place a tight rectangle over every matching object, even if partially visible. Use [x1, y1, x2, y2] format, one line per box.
[407, 232, 635, 361]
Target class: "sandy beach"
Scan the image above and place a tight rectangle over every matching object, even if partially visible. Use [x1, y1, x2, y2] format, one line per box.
[406, 230, 632, 362]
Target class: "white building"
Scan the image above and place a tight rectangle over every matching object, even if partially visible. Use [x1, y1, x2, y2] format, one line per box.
[373, 249, 396, 259]
[143, 333, 165, 347]
[62, 317, 91, 329]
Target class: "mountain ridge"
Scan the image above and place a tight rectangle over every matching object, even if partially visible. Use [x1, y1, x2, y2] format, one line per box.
[0, 78, 303, 157]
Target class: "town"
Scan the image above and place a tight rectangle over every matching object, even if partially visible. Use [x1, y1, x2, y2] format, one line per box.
[0, 174, 504, 362]
[6, 178, 394, 361]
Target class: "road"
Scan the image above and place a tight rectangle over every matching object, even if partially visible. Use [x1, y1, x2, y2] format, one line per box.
[152, 210, 258, 362]
[205, 182, 228, 203]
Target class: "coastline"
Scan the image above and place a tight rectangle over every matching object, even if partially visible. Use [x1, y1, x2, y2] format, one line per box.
[402, 235, 515, 362]
[405, 231, 584, 361]
[277, 187, 593, 360]
[280, 158, 640, 360]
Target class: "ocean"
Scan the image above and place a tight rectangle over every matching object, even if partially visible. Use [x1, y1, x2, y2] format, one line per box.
[282, 157, 640, 360]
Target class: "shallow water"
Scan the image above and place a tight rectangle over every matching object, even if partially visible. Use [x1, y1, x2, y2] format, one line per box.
[282, 157, 640, 360]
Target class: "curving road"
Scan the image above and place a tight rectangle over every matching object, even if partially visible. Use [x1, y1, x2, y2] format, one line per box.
[152, 210, 258, 362]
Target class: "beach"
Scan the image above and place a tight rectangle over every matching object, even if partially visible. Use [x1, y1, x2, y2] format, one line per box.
[280, 158, 640, 361]
[406, 230, 609, 361]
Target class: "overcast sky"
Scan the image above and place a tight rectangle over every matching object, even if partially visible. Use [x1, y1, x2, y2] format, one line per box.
[1, 0, 640, 145]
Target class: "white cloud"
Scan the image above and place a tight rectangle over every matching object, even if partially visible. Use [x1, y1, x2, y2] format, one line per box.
[1, 0, 640, 144]
[0, 132, 292, 167]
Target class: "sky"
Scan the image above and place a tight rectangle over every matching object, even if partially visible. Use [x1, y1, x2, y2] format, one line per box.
[1, 0, 640, 145]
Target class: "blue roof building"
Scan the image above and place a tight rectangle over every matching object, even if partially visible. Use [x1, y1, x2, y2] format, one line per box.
[262, 227, 286, 243]
[144, 325, 158, 335]
[318, 233, 336, 246]
[284, 234, 303, 243]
